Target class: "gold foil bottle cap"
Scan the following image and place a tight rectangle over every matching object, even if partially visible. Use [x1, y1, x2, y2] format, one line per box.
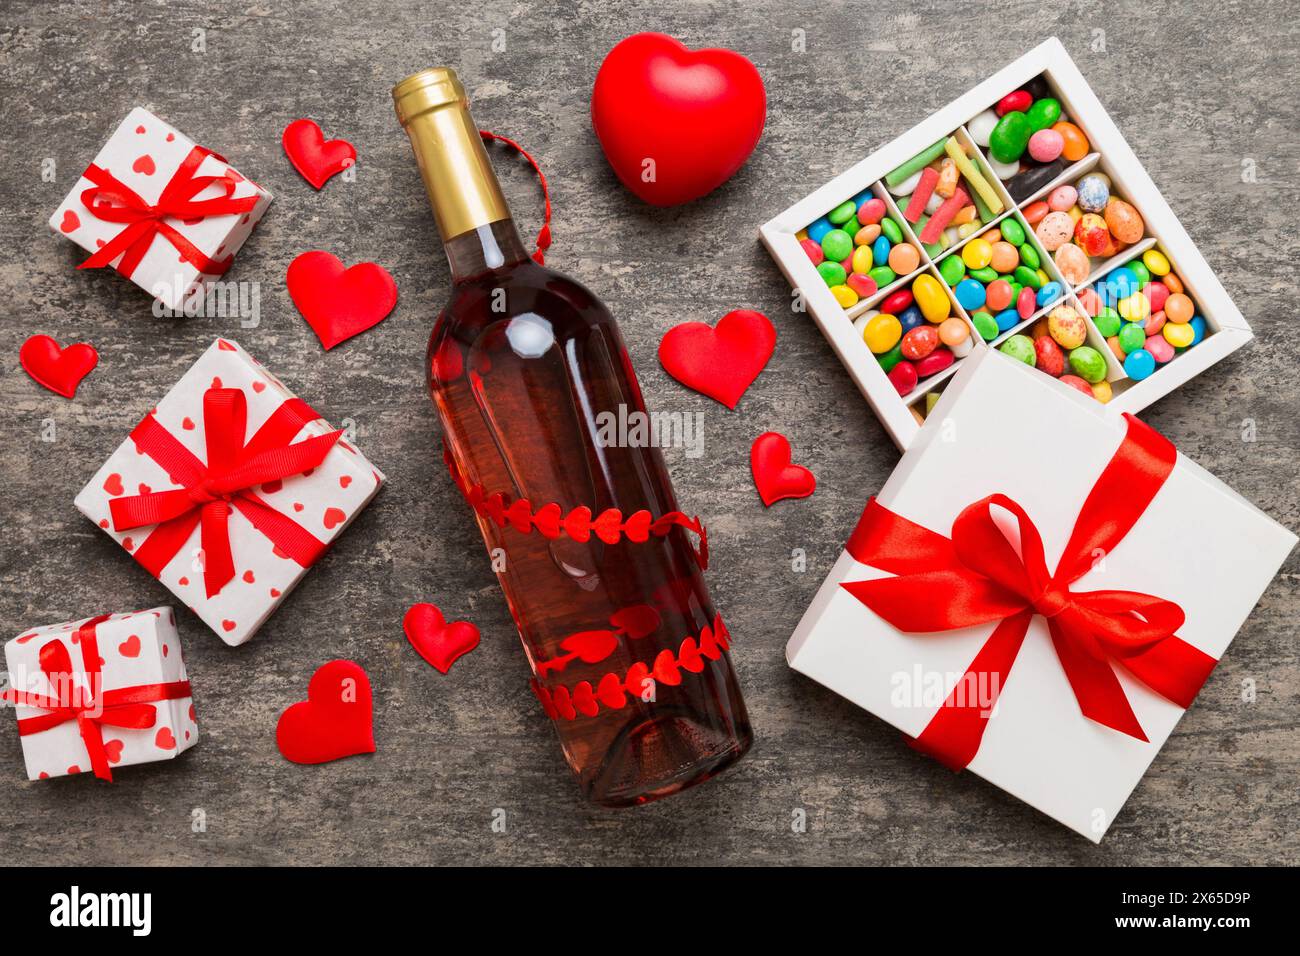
[392, 68, 466, 126]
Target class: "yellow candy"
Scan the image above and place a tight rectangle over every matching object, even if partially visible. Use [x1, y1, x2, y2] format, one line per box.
[1036, 268, 1049, 286]
[1091, 380, 1113, 403]
[1117, 292, 1151, 322]
[1143, 248, 1170, 276]
[1068, 205, 1083, 224]
[796, 228, 809, 241]
[962, 238, 993, 270]
[913, 274, 951, 323]
[864, 313, 903, 353]
[957, 222, 982, 240]
[851, 246, 874, 274]
[831, 284, 859, 309]
[1163, 321, 1194, 348]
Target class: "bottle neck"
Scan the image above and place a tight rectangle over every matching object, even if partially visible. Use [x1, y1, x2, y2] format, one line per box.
[443, 219, 531, 282]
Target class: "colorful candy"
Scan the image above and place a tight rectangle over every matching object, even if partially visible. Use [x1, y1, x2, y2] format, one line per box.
[804, 191, 924, 309]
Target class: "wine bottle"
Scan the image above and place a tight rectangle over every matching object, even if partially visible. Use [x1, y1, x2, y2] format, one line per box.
[393, 68, 752, 807]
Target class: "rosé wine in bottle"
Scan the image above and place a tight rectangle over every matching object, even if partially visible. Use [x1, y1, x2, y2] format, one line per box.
[393, 68, 751, 806]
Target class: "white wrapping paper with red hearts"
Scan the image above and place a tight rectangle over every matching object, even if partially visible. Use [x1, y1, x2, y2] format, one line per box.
[74, 338, 385, 646]
[786, 349, 1296, 842]
[4, 608, 197, 781]
[49, 107, 272, 311]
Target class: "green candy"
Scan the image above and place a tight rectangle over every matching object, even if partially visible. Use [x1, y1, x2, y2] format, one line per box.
[1128, 261, 1151, 288]
[1006, 281, 1022, 300]
[868, 265, 897, 287]
[989, 111, 1032, 163]
[886, 139, 947, 189]
[880, 217, 904, 244]
[1014, 265, 1043, 290]
[1069, 346, 1107, 383]
[970, 266, 999, 284]
[1094, 307, 1122, 337]
[821, 229, 853, 263]
[999, 217, 1026, 246]
[828, 200, 857, 225]
[939, 255, 967, 285]
[1025, 97, 1062, 133]
[817, 261, 847, 287]
[1018, 241, 1041, 270]
[1000, 334, 1036, 366]
[1118, 322, 1146, 353]
[877, 342, 904, 373]
[972, 311, 999, 342]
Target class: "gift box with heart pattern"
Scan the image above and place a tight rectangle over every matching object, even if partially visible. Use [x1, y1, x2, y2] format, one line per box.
[74, 338, 385, 647]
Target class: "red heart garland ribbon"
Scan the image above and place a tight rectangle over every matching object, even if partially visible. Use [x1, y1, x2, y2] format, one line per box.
[110, 387, 341, 598]
[479, 130, 551, 264]
[2, 616, 192, 781]
[840, 413, 1217, 771]
[76, 146, 260, 279]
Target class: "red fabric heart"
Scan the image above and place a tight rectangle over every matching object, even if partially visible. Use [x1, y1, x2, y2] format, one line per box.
[750, 431, 816, 506]
[19, 335, 98, 399]
[282, 119, 356, 190]
[592, 33, 765, 206]
[276, 660, 376, 764]
[287, 250, 398, 350]
[282, 117, 356, 188]
[658, 310, 774, 409]
[403, 603, 480, 675]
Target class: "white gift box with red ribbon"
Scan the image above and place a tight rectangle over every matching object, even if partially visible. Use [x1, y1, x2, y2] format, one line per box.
[74, 339, 385, 647]
[786, 350, 1295, 841]
[49, 107, 272, 311]
[4, 608, 196, 781]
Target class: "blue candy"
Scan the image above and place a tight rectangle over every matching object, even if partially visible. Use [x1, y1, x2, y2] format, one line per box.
[1076, 174, 1110, 213]
[955, 278, 986, 312]
[1124, 348, 1156, 380]
[1189, 315, 1206, 345]
[994, 308, 1020, 332]
[897, 304, 925, 332]
[807, 217, 834, 244]
[1036, 282, 1063, 308]
[872, 235, 892, 268]
[1106, 266, 1139, 302]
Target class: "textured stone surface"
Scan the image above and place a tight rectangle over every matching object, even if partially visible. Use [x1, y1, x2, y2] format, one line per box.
[0, 1, 1296, 865]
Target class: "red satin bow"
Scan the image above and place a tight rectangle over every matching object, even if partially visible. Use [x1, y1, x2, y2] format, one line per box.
[842, 413, 1217, 771]
[77, 146, 260, 280]
[110, 387, 341, 597]
[2, 616, 192, 781]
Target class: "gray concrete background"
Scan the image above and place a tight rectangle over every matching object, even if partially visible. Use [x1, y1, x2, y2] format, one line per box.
[0, 0, 1295, 865]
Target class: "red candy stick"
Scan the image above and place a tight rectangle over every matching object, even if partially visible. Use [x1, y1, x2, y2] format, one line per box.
[918, 185, 968, 245]
[903, 166, 939, 223]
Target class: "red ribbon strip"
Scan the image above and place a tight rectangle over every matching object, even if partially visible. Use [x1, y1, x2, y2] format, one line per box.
[2, 616, 192, 781]
[110, 388, 341, 597]
[479, 130, 551, 265]
[841, 413, 1217, 771]
[77, 145, 260, 279]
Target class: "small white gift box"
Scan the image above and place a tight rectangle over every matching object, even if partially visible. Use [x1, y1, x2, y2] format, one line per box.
[74, 339, 385, 647]
[4, 608, 197, 781]
[786, 349, 1295, 841]
[49, 107, 272, 311]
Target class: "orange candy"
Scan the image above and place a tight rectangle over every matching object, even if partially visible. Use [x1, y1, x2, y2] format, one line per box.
[985, 278, 1014, 312]
[1052, 121, 1090, 162]
[1164, 272, 1185, 295]
[1022, 200, 1050, 225]
[1164, 292, 1194, 324]
[888, 242, 920, 275]
[989, 241, 1020, 274]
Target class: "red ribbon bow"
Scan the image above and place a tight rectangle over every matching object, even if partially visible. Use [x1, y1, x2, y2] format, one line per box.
[77, 145, 260, 280]
[3, 616, 192, 781]
[842, 413, 1217, 771]
[110, 387, 342, 598]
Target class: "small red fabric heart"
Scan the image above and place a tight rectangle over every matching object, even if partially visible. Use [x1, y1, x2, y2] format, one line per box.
[276, 659, 376, 764]
[592, 33, 765, 206]
[750, 431, 816, 506]
[282, 119, 356, 190]
[403, 603, 480, 675]
[658, 310, 775, 409]
[19, 335, 98, 399]
[287, 250, 398, 350]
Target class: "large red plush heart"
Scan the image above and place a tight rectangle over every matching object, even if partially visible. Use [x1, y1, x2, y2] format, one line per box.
[276, 660, 376, 764]
[282, 119, 356, 190]
[19, 334, 98, 399]
[658, 310, 775, 409]
[750, 431, 816, 507]
[287, 251, 398, 350]
[403, 603, 480, 675]
[592, 33, 765, 206]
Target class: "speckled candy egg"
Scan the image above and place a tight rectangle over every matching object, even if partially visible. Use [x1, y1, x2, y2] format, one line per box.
[1054, 243, 1091, 285]
[1035, 211, 1074, 252]
[1074, 213, 1111, 256]
[1047, 304, 1088, 349]
[1034, 335, 1065, 376]
[1075, 174, 1110, 213]
[1047, 185, 1077, 212]
[1104, 199, 1145, 244]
